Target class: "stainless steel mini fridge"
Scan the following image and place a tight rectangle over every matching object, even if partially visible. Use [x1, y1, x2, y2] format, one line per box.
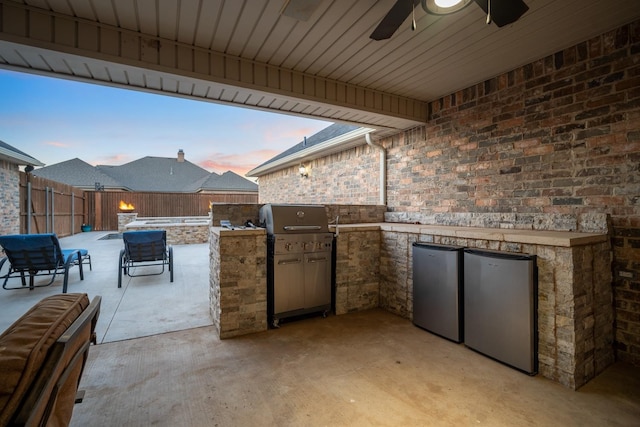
[412, 243, 464, 343]
[464, 249, 538, 374]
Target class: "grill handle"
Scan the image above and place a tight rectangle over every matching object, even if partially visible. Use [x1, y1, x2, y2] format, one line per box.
[278, 258, 302, 265]
[282, 225, 322, 231]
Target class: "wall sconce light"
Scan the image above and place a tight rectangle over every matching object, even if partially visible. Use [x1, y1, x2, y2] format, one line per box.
[299, 164, 309, 178]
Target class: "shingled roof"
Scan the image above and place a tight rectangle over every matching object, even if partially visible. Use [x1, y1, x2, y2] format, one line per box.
[32, 158, 124, 190]
[95, 156, 211, 192]
[32, 151, 257, 193]
[247, 123, 373, 177]
[253, 123, 360, 169]
[186, 170, 258, 193]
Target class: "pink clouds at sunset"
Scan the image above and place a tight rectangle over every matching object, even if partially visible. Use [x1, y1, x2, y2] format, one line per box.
[262, 126, 319, 144]
[90, 153, 134, 166]
[197, 149, 282, 176]
[44, 141, 70, 148]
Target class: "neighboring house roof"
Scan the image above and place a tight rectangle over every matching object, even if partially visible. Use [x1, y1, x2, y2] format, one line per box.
[247, 124, 374, 177]
[95, 156, 211, 192]
[0, 140, 44, 166]
[188, 170, 258, 192]
[32, 158, 125, 190]
[32, 152, 257, 193]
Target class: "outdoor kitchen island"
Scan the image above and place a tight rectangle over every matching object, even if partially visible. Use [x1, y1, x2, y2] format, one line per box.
[209, 220, 612, 390]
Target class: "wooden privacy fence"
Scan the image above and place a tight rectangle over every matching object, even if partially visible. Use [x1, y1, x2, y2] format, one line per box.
[19, 172, 258, 235]
[19, 173, 87, 237]
[86, 191, 257, 231]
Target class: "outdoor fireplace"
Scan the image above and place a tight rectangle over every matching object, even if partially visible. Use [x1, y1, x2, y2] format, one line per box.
[118, 200, 135, 212]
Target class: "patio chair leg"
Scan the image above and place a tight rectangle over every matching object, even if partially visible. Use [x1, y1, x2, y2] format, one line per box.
[77, 253, 84, 280]
[63, 270, 69, 293]
[118, 252, 124, 288]
[169, 247, 174, 282]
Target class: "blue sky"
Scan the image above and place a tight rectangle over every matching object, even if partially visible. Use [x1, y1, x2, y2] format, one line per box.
[0, 69, 331, 176]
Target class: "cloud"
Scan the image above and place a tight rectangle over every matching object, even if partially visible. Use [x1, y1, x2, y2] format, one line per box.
[262, 121, 330, 146]
[89, 153, 132, 166]
[197, 149, 281, 176]
[45, 141, 70, 148]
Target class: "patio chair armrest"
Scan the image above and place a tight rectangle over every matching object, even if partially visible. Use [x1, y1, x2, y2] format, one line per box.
[63, 250, 81, 268]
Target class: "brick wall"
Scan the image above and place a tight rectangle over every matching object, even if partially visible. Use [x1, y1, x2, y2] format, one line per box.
[258, 144, 380, 204]
[0, 160, 20, 236]
[257, 20, 640, 365]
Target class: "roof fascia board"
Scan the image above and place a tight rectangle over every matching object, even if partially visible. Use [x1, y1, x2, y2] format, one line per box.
[248, 127, 375, 177]
[0, 148, 44, 166]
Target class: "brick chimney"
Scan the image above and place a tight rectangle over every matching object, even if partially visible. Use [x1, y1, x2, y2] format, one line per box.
[177, 149, 185, 162]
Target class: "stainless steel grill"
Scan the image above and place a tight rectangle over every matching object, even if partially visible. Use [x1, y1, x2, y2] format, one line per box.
[259, 204, 334, 328]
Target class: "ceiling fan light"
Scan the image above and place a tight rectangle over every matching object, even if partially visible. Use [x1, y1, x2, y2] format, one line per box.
[422, 0, 473, 15]
[434, 0, 463, 7]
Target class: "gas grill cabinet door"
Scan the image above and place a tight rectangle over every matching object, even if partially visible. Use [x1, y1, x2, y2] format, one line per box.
[303, 252, 332, 309]
[273, 254, 305, 315]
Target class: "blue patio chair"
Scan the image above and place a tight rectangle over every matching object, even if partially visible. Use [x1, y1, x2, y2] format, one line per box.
[0, 233, 90, 293]
[118, 230, 173, 288]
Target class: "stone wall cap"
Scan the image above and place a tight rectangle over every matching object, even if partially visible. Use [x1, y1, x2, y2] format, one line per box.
[334, 223, 608, 247]
[212, 227, 266, 236]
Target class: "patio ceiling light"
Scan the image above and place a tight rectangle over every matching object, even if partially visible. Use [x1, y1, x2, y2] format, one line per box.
[422, 0, 473, 15]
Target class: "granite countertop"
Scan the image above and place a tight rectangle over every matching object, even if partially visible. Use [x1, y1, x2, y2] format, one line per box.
[330, 223, 608, 247]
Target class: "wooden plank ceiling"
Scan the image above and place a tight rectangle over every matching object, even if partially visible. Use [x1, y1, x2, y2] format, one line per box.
[1, 0, 639, 132]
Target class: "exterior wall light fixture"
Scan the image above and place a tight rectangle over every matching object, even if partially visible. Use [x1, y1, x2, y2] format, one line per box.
[299, 164, 309, 178]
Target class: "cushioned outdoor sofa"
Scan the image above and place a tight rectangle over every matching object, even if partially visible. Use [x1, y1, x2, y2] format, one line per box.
[0, 293, 101, 427]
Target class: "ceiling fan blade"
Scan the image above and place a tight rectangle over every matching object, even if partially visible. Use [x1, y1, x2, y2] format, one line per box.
[370, 0, 421, 41]
[474, 0, 528, 27]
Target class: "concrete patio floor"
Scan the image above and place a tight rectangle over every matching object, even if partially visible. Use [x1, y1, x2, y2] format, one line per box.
[70, 309, 640, 427]
[0, 231, 211, 343]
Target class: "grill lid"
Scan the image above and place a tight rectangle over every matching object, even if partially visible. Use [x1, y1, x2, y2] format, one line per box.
[259, 204, 329, 234]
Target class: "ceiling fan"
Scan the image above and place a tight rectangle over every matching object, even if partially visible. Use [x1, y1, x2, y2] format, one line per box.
[370, 0, 529, 41]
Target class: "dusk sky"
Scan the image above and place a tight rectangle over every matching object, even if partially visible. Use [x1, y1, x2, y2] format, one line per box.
[0, 69, 332, 177]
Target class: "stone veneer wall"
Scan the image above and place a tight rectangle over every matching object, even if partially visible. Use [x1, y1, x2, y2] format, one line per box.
[207, 204, 386, 227]
[325, 205, 386, 225]
[209, 227, 267, 338]
[127, 223, 210, 245]
[0, 160, 20, 236]
[256, 20, 640, 366]
[209, 204, 262, 226]
[381, 232, 611, 390]
[117, 213, 138, 232]
[334, 227, 381, 315]
[118, 213, 210, 244]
